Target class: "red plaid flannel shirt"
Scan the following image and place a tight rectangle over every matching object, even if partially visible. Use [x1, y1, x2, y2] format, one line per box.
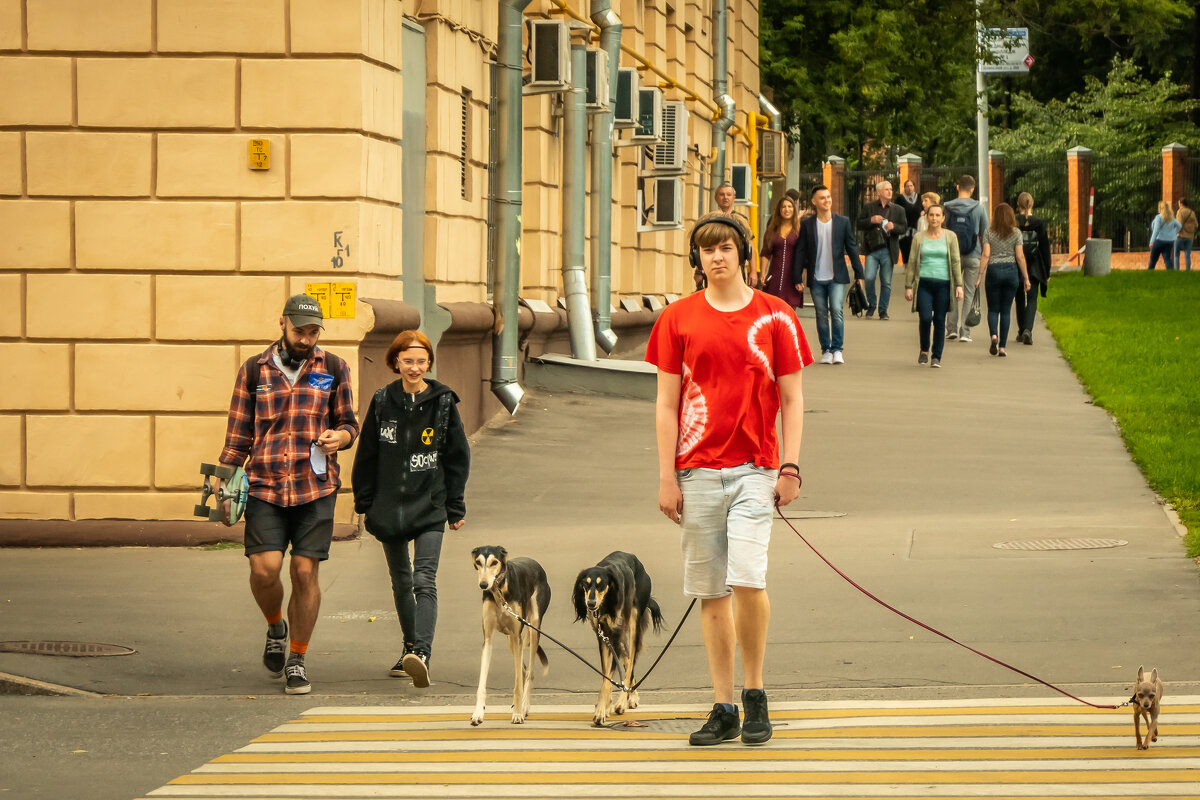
[220, 344, 359, 507]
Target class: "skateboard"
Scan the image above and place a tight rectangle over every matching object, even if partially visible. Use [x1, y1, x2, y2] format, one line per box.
[194, 463, 249, 524]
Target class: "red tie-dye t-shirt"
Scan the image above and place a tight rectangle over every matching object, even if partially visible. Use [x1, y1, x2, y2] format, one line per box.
[645, 291, 814, 470]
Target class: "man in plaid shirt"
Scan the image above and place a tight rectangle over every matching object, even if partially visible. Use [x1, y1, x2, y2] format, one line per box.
[217, 294, 358, 695]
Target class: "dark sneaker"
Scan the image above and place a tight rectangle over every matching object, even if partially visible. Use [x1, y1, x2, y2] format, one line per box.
[930, 358, 941, 368]
[689, 704, 741, 746]
[403, 651, 430, 688]
[918, 352, 928, 364]
[263, 621, 287, 677]
[390, 645, 415, 677]
[741, 689, 773, 744]
[284, 661, 311, 695]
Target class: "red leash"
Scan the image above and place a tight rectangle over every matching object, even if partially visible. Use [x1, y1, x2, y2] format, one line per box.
[775, 507, 1120, 710]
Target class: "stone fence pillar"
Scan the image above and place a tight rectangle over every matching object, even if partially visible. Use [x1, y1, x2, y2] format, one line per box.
[1067, 146, 1093, 256]
[898, 153, 922, 197]
[988, 150, 1005, 218]
[1163, 142, 1188, 207]
[823, 156, 845, 216]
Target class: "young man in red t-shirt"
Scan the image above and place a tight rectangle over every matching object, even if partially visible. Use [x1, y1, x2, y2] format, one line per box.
[646, 214, 813, 745]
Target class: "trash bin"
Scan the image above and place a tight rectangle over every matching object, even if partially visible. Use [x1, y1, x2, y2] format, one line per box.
[1082, 238, 1112, 276]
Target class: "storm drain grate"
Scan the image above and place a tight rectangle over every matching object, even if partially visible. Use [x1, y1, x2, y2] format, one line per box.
[0, 640, 137, 657]
[993, 538, 1129, 551]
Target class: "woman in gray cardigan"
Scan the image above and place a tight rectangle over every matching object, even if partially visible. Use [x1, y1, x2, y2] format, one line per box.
[905, 204, 964, 368]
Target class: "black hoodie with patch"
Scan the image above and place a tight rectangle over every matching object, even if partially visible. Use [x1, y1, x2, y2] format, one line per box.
[351, 378, 469, 541]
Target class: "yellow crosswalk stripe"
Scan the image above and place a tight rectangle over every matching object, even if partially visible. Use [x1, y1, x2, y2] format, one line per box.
[142, 697, 1200, 799]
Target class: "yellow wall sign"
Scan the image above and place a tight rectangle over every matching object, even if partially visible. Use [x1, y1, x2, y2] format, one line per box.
[249, 138, 270, 170]
[304, 282, 356, 320]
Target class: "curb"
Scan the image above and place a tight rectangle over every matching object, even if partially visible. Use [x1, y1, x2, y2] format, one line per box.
[0, 671, 101, 697]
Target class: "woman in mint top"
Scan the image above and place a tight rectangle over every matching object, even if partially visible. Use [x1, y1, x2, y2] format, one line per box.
[905, 204, 964, 368]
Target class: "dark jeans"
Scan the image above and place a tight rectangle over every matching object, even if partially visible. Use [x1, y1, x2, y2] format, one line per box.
[1014, 284, 1039, 337]
[985, 262, 1019, 347]
[381, 529, 444, 656]
[916, 278, 950, 359]
[1148, 239, 1175, 270]
[1177, 237, 1193, 271]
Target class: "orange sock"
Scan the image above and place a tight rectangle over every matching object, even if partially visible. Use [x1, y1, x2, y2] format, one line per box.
[289, 640, 309, 656]
[264, 610, 283, 626]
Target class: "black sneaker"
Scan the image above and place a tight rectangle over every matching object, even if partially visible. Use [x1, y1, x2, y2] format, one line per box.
[390, 645, 415, 677]
[263, 621, 287, 677]
[930, 358, 941, 368]
[284, 661, 311, 695]
[403, 651, 430, 688]
[741, 689, 773, 744]
[918, 352, 928, 364]
[689, 704, 741, 746]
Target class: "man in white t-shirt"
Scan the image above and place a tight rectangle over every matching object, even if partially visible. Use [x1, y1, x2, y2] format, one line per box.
[793, 185, 864, 364]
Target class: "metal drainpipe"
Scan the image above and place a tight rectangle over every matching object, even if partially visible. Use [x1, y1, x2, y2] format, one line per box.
[489, 0, 532, 414]
[710, 0, 734, 189]
[589, 1, 620, 354]
[562, 40, 597, 361]
[758, 94, 781, 130]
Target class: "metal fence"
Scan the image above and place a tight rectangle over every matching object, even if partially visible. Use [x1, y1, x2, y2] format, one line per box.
[1091, 155, 1161, 251]
[1005, 159, 1069, 253]
[793, 171, 823, 211]
[1187, 156, 1200, 204]
[918, 165, 977, 206]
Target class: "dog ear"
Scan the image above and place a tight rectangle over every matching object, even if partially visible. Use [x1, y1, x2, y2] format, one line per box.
[497, 546, 507, 560]
[471, 546, 483, 560]
[571, 573, 587, 622]
[1151, 668, 1158, 683]
[1138, 665, 1145, 682]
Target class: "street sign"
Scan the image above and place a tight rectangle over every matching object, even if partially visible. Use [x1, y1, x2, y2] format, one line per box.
[979, 27, 1031, 74]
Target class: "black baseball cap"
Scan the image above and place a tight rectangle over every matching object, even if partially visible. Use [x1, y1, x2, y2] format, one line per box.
[283, 294, 324, 328]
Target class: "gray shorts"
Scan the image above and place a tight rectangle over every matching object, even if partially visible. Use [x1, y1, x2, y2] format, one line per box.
[677, 463, 776, 598]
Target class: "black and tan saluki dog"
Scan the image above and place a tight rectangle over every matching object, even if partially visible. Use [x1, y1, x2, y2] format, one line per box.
[470, 546, 551, 726]
[572, 550, 664, 726]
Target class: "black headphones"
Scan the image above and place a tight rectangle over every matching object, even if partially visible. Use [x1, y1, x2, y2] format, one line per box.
[688, 215, 753, 269]
[278, 339, 306, 369]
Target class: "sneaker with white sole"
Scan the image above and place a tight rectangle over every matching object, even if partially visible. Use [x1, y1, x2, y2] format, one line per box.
[263, 621, 287, 677]
[832, 351, 844, 364]
[284, 661, 311, 695]
[820, 351, 834, 365]
[947, 332, 958, 340]
[931, 358, 941, 368]
[959, 334, 972, 343]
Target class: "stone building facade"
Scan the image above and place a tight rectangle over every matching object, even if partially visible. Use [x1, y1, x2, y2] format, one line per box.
[0, 0, 764, 531]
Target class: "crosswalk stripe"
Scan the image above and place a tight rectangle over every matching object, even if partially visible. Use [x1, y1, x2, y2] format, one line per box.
[143, 697, 1200, 799]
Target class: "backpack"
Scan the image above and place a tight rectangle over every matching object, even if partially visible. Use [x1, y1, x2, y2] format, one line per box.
[1021, 227, 1039, 262]
[945, 206, 977, 255]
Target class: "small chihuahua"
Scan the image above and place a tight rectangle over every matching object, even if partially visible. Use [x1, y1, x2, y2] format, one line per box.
[1133, 665, 1163, 750]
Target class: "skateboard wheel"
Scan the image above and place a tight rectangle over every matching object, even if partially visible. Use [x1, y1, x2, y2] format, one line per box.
[199, 462, 217, 475]
[193, 504, 210, 518]
[213, 465, 235, 480]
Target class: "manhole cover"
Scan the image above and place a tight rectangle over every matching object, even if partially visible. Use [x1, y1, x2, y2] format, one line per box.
[0, 640, 137, 657]
[993, 538, 1128, 551]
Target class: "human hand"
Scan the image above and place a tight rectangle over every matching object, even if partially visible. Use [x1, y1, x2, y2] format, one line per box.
[210, 476, 233, 527]
[871, 215, 883, 225]
[449, 519, 465, 531]
[1023, 279, 1031, 291]
[956, 286, 965, 301]
[904, 289, 913, 302]
[658, 480, 683, 525]
[794, 283, 804, 294]
[317, 428, 348, 454]
[774, 474, 800, 507]
[974, 279, 981, 289]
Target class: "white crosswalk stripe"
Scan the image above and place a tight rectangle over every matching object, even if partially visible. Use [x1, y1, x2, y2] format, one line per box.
[140, 696, 1200, 799]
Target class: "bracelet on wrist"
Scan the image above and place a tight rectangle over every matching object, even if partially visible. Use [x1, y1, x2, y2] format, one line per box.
[779, 462, 800, 473]
[778, 471, 802, 484]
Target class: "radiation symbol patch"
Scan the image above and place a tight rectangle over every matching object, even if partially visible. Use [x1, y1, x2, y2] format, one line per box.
[420, 427, 435, 445]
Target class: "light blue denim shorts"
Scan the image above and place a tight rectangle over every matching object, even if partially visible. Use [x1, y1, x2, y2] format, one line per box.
[676, 463, 776, 598]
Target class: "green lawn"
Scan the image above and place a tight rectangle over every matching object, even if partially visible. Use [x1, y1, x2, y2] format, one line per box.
[1039, 270, 1200, 558]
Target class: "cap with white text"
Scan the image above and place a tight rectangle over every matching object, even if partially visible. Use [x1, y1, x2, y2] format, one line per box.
[283, 294, 324, 329]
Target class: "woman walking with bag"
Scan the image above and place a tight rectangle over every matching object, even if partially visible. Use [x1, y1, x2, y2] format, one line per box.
[1148, 201, 1180, 270]
[977, 203, 1031, 358]
[351, 330, 470, 688]
[904, 204, 963, 368]
[760, 195, 804, 310]
[1176, 198, 1196, 271]
[1014, 192, 1052, 345]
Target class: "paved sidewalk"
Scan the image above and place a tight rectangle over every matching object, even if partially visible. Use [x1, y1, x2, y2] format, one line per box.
[1, 293, 1197, 702]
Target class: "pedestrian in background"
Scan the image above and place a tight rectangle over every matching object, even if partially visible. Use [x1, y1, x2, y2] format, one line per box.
[1148, 201, 1180, 270]
[1175, 198, 1196, 271]
[977, 203, 1032, 358]
[714, 183, 758, 285]
[905, 204, 963, 368]
[944, 175, 989, 342]
[352, 330, 470, 689]
[856, 180, 907, 319]
[794, 184, 864, 365]
[916, 192, 941, 234]
[1015, 192, 1052, 345]
[760, 195, 804, 311]
[217, 294, 359, 696]
[895, 179, 923, 265]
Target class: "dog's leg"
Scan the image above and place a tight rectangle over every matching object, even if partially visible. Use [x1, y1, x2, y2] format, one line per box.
[593, 639, 612, 727]
[509, 628, 527, 724]
[471, 629, 493, 727]
[1149, 707, 1159, 745]
[518, 628, 539, 720]
[612, 628, 633, 716]
[1134, 708, 1145, 750]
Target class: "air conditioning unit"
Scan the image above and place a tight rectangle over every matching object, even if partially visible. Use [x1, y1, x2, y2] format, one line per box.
[584, 48, 609, 110]
[730, 163, 752, 204]
[631, 86, 663, 143]
[638, 175, 684, 230]
[526, 20, 570, 94]
[613, 67, 639, 128]
[647, 101, 688, 173]
[757, 128, 785, 179]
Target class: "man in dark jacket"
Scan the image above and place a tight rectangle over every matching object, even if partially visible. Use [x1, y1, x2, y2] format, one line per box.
[792, 184, 864, 365]
[351, 330, 469, 688]
[856, 180, 907, 319]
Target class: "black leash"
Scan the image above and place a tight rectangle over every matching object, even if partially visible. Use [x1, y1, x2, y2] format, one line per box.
[501, 598, 695, 693]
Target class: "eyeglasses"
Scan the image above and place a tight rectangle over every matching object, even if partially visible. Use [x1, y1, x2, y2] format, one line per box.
[398, 359, 429, 368]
